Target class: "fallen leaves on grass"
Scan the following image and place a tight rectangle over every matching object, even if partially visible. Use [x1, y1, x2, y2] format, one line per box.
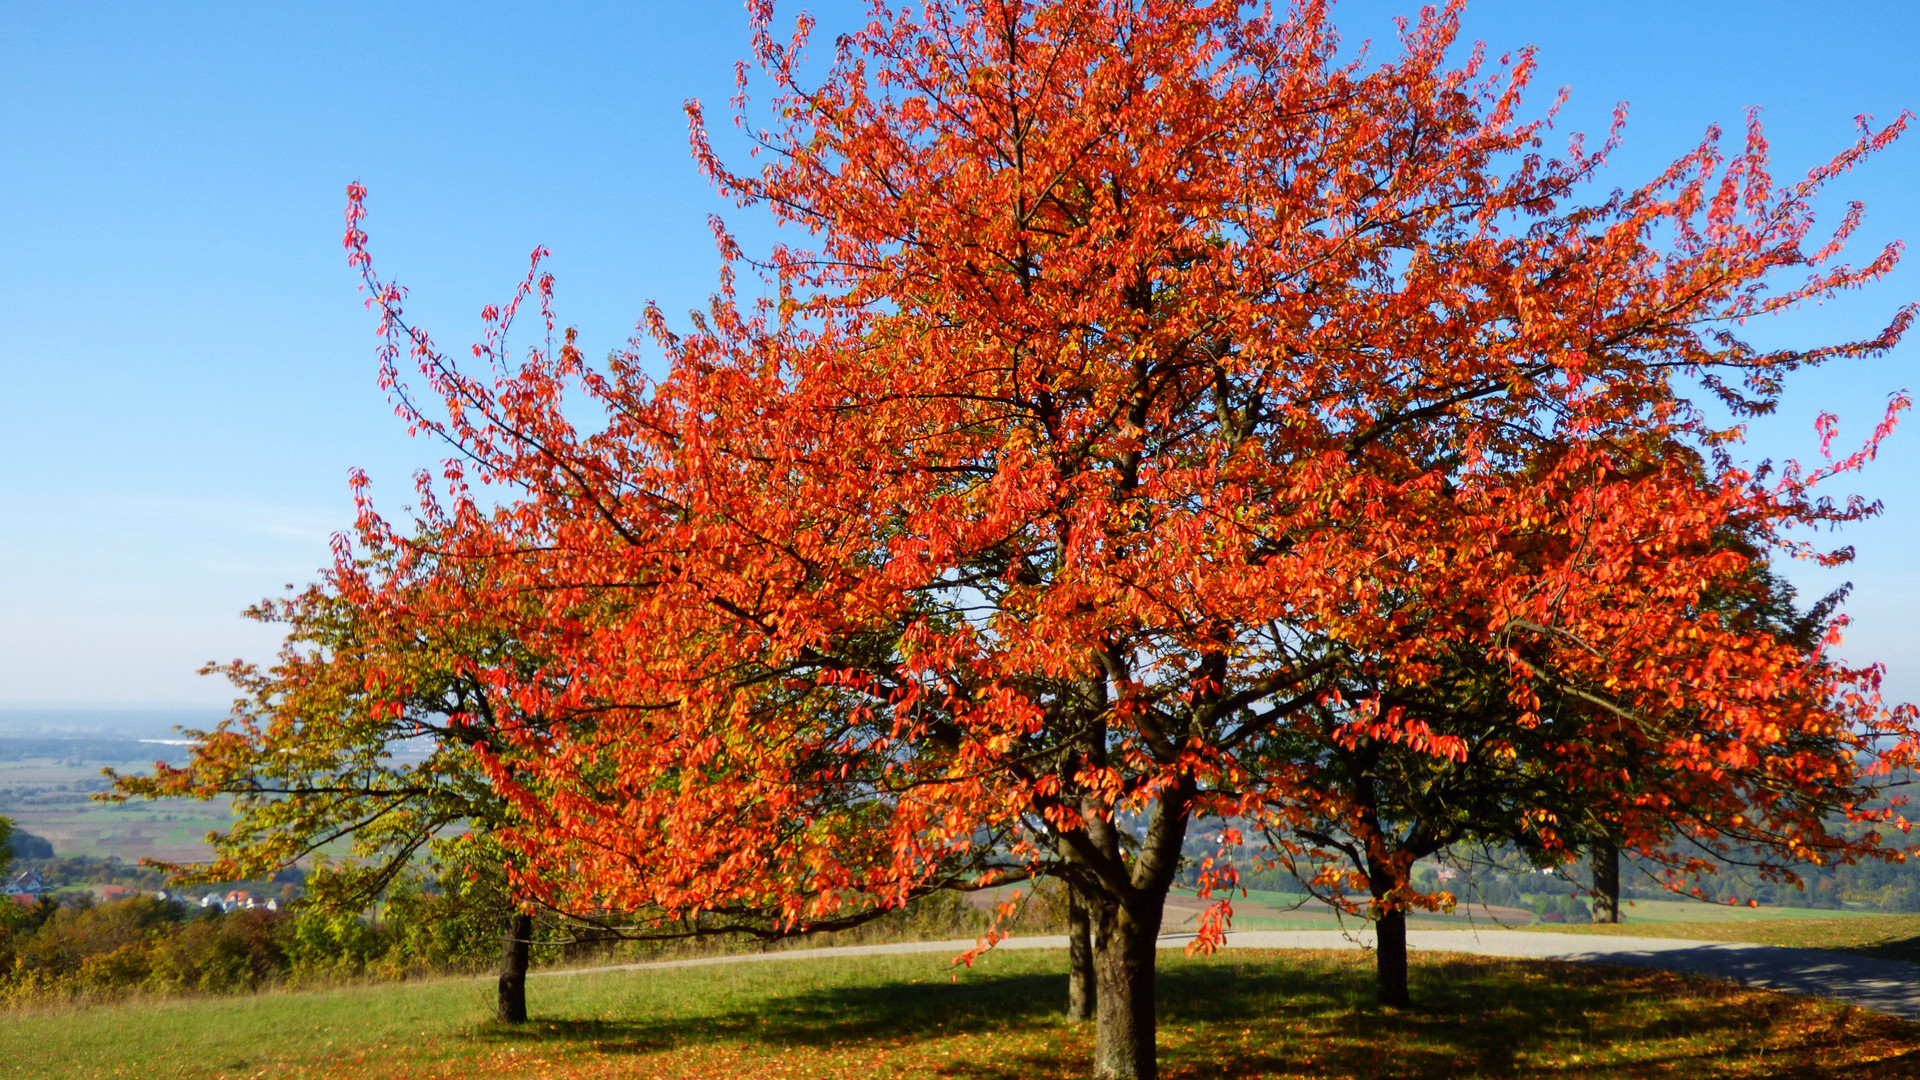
[301, 952, 1920, 1080]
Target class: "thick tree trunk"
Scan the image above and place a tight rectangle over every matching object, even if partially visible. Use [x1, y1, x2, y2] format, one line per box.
[1592, 838, 1621, 924]
[1058, 709, 1189, 1080]
[497, 911, 532, 1023]
[1067, 884, 1096, 1023]
[1374, 907, 1410, 1007]
[1091, 899, 1163, 1080]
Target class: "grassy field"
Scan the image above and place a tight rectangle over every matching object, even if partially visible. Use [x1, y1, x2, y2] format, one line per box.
[1551, 898, 1899, 925]
[8, 946, 1918, 1080]
[1191, 886, 1912, 937]
[1534, 910, 1920, 962]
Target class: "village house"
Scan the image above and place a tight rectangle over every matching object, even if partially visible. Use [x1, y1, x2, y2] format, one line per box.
[4, 868, 50, 900]
[195, 889, 279, 913]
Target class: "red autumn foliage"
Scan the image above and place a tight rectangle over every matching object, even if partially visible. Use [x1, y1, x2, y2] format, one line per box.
[335, 2, 1916, 1076]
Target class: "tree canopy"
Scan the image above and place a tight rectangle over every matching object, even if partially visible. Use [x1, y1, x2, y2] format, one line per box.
[318, 2, 1918, 1076]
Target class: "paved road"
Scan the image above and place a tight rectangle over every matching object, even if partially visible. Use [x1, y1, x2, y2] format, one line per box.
[537, 928, 1920, 1020]
[1215, 929, 1920, 1021]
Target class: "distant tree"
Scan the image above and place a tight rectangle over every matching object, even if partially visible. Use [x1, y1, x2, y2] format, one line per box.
[336, 2, 1917, 1076]
[7, 827, 56, 862]
[1274, 511, 1904, 999]
[1269, 539, 1891, 1005]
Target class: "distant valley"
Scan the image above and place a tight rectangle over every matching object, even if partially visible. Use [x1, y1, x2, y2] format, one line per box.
[0, 721, 230, 864]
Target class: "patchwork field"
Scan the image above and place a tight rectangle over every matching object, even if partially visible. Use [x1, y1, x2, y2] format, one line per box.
[0, 740, 228, 863]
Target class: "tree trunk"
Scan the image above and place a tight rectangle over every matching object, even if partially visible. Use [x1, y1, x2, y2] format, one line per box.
[497, 911, 532, 1023]
[1592, 838, 1621, 924]
[1068, 884, 1096, 1023]
[1063, 736, 1189, 1080]
[1374, 907, 1410, 1007]
[1091, 898, 1163, 1080]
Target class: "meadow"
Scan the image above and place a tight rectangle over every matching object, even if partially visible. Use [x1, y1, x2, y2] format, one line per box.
[1164, 886, 1905, 934]
[1533, 909, 1920, 962]
[8, 942, 1917, 1079]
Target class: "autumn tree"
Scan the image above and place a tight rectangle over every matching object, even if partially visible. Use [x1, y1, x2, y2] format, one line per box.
[1268, 526, 1895, 1007]
[337, 1, 1916, 1075]
[1559, 556, 1869, 925]
[111, 534, 556, 1021]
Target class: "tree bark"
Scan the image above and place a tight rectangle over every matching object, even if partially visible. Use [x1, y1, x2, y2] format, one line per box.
[1592, 838, 1621, 924]
[1091, 896, 1163, 1080]
[1373, 907, 1410, 1007]
[497, 910, 532, 1023]
[1353, 776, 1414, 1009]
[1067, 884, 1096, 1023]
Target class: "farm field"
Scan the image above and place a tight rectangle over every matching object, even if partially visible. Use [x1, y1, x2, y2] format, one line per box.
[9, 945, 1918, 1080]
[1541, 898, 1905, 925]
[0, 742, 227, 864]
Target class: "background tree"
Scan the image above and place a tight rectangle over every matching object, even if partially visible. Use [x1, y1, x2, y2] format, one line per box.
[338, 2, 1916, 1076]
[1567, 555, 1870, 924]
[1268, 493, 1901, 1006]
[1065, 881, 1096, 1022]
[112, 535, 551, 1022]
[115, 518, 1001, 1019]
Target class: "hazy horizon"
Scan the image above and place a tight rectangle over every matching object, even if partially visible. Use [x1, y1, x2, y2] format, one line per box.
[0, 707, 228, 741]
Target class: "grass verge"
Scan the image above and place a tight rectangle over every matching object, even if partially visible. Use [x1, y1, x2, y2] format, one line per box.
[12, 946, 1920, 1079]
[1532, 912, 1920, 962]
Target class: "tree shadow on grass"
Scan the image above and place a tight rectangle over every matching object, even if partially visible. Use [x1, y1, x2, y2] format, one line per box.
[468, 969, 1067, 1059]
[468, 950, 1920, 1079]
[1142, 952, 1920, 1080]
[1838, 934, 1920, 965]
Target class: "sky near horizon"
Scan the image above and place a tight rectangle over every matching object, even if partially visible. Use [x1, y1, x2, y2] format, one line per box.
[2, 1, 1917, 712]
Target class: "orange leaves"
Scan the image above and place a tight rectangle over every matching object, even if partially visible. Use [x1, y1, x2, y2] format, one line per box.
[1184, 897, 1234, 956]
[1332, 709, 1471, 765]
[314, 11, 1920, 1051]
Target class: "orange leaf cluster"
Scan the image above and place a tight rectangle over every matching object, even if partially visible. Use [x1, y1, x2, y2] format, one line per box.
[329, 1, 1916, 1073]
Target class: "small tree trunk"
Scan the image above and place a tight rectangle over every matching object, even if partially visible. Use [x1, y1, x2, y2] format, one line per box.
[497, 911, 532, 1023]
[1374, 907, 1410, 1007]
[1092, 901, 1162, 1080]
[1592, 838, 1621, 924]
[1067, 884, 1096, 1023]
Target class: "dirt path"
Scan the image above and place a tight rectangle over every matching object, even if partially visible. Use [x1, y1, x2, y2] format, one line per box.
[536, 928, 1920, 1020]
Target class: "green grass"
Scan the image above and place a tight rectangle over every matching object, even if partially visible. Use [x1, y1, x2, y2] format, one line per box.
[1535, 910, 1920, 962]
[1556, 898, 1891, 924]
[0, 976, 493, 1078]
[8, 946, 1919, 1080]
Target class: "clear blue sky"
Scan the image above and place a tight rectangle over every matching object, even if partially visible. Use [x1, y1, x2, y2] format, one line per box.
[2, 1, 1916, 714]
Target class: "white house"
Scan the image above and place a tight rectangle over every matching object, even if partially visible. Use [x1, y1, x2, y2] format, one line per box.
[3, 868, 49, 898]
